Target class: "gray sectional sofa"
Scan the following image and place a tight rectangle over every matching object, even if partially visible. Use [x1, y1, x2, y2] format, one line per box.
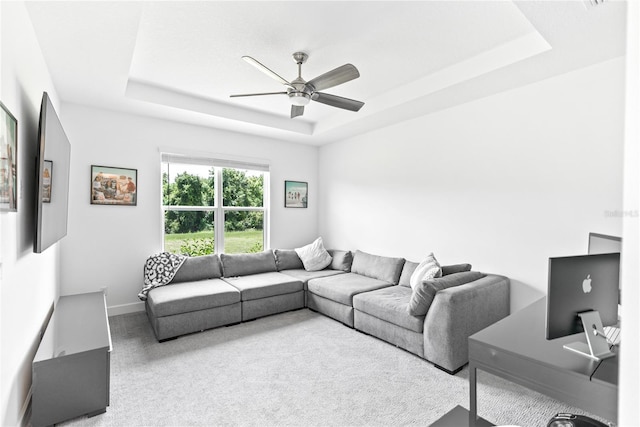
[144, 248, 510, 373]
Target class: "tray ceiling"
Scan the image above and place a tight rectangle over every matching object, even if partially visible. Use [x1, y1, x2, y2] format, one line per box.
[26, 1, 626, 145]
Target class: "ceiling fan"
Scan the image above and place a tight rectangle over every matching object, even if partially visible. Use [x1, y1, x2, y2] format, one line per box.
[230, 52, 364, 119]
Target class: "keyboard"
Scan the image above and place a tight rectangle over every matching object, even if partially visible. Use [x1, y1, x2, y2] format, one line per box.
[603, 326, 621, 346]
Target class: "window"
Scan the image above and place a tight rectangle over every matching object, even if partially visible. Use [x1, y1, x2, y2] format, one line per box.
[161, 154, 268, 256]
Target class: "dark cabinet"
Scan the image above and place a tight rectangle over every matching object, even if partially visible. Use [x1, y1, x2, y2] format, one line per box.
[32, 292, 111, 427]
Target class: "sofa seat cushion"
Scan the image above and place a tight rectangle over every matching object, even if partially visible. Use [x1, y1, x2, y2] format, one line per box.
[353, 286, 424, 333]
[307, 273, 392, 306]
[280, 269, 345, 287]
[223, 272, 303, 301]
[147, 278, 240, 317]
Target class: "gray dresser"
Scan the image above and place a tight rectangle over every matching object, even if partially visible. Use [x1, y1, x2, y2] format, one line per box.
[32, 292, 112, 427]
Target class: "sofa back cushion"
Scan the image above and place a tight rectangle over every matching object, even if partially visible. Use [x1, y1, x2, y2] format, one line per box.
[407, 271, 486, 316]
[399, 261, 419, 287]
[274, 249, 304, 271]
[441, 263, 472, 276]
[170, 254, 222, 283]
[351, 250, 405, 284]
[400, 262, 473, 286]
[220, 251, 277, 277]
[328, 249, 353, 272]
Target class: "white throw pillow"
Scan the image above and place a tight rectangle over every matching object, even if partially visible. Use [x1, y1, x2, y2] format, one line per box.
[295, 237, 332, 271]
[409, 252, 442, 289]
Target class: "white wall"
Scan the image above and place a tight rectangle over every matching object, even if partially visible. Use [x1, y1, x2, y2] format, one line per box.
[619, 0, 640, 423]
[59, 104, 319, 315]
[319, 57, 625, 313]
[0, 2, 62, 426]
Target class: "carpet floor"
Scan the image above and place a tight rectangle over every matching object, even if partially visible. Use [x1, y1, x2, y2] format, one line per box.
[57, 308, 608, 427]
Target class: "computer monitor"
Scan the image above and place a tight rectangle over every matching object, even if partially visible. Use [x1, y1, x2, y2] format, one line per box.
[546, 253, 620, 361]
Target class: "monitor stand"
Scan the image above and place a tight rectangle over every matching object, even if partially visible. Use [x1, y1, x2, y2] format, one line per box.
[564, 310, 616, 361]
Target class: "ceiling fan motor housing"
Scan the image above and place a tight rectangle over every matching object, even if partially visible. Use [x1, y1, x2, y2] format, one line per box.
[289, 73, 312, 105]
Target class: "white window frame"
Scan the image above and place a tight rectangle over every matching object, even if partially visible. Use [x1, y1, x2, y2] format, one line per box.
[161, 152, 270, 254]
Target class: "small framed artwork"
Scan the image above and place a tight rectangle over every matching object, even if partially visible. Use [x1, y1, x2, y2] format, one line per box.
[285, 180, 308, 208]
[0, 101, 18, 212]
[42, 160, 52, 203]
[91, 165, 137, 206]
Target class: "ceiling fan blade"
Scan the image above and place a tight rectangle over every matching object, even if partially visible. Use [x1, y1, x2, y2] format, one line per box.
[230, 92, 287, 98]
[307, 64, 360, 92]
[242, 56, 294, 88]
[311, 92, 364, 112]
[291, 105, 304, 118]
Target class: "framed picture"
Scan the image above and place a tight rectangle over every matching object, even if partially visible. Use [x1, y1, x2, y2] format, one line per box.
[0, 101, 18, 212]
[91, 165, 137, 206]
[42, 160, 53, 203]
[285, 180, 308, 208]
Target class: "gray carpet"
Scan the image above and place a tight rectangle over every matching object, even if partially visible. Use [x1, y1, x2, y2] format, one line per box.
[58, 309, 608, 427]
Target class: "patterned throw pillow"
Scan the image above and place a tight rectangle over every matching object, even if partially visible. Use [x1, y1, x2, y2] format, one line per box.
[295, 237, 333, 271]
[409, 252, 442, 290]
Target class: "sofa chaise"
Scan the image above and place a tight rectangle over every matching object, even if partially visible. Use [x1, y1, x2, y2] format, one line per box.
[143, 248, 510, 373]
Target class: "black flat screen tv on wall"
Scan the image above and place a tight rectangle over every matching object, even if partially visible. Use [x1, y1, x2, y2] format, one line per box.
[34, 92, 71, 253]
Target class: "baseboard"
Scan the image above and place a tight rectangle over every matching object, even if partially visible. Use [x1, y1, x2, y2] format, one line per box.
[107, 301, 145, 316]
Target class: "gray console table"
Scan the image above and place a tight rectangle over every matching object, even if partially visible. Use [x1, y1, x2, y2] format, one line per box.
[32, 292, 112, 427]
[431, 298, 617, 426]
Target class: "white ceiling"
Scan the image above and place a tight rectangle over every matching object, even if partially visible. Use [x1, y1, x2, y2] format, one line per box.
[25, 1, 627, 145]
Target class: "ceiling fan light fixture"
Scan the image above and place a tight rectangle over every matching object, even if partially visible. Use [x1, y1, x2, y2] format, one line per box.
[289, 92, 311, 106]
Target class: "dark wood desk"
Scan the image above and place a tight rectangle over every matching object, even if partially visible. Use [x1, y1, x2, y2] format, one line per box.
[468, 297, 617, 426]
